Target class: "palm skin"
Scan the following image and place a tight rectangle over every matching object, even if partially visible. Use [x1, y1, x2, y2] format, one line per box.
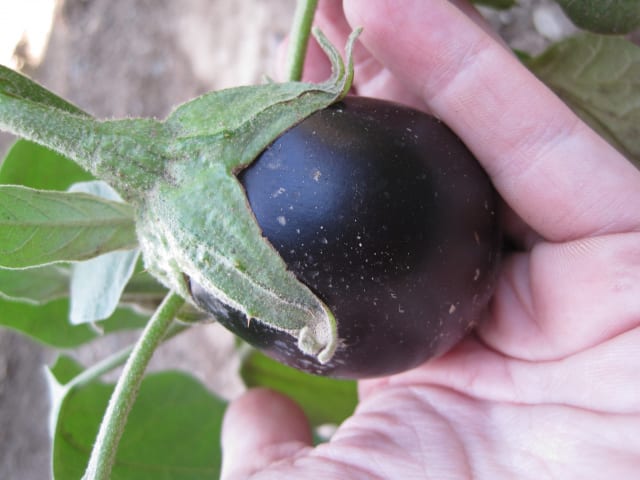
[221, 1, 640, 478]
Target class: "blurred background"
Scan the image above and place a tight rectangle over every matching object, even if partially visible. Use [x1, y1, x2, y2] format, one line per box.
[0, 0, 584, 478]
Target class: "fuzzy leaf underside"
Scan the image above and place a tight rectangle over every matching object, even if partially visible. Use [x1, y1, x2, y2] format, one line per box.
[0, 185, 138, 268]
[527, 33, 640, 167]
[70, 249, 141, 324]
[67, 181, 142, 325]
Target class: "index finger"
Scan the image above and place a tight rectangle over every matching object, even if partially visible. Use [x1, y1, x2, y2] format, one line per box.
[344, 0, 640, 241]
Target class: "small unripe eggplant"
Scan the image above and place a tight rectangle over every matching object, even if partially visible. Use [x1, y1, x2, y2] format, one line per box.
[190, 96, 501, 378]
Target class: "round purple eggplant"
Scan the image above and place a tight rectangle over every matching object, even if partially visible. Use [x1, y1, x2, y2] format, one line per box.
[190, 96, 501, 378]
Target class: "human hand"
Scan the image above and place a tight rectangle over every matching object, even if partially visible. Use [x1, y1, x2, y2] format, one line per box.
[221, 1, 640, 478]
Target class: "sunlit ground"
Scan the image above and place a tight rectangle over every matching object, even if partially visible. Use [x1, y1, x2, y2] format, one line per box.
[0, 0, 56, 69]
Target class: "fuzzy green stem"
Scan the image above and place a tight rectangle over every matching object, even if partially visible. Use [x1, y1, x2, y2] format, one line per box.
[286, 0, 319, 81]
[0, 65, 165, 201]
[82, 291, 185, 480]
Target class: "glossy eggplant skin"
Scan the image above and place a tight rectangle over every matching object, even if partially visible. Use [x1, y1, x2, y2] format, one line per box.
[190, 96, 501, 379]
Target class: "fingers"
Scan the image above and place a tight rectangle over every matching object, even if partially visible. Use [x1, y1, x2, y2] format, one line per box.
[480, 231, 640, 359]
[341, 0, 640, 241]
[221, 388, 312, 479]
[312, 0, 427, 106]
[363, 327, 640, 414]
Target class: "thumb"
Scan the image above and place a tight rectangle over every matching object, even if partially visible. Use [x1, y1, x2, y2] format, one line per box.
[221, 388, 313, 479]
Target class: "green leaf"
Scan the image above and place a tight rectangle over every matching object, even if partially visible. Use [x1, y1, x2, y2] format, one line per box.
[0, 262, 166, 306]
[472, 0, 516, 9]
[70, 249, 141, 324]
[0, 297, 147, 348]
[0, 185, 137, 268]
[67, 181, 141, 325]
[0, 139, 93, 189]
[0, 65, 87, 115]
[51, 370, 227, 480]
[527, 33, 640, 167]
[49, 354, 85, 384]
[241, 350, 357, 427]
[46, 355, 86, 436]
[555, 0, 640, 35]
[0, 264, 69, 304]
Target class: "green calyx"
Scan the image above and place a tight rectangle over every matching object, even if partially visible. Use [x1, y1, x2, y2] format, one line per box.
[0, 28, 360, 363]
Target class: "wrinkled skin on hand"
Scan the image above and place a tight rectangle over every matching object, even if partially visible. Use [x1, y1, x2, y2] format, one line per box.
[220, 1, 640, 479]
